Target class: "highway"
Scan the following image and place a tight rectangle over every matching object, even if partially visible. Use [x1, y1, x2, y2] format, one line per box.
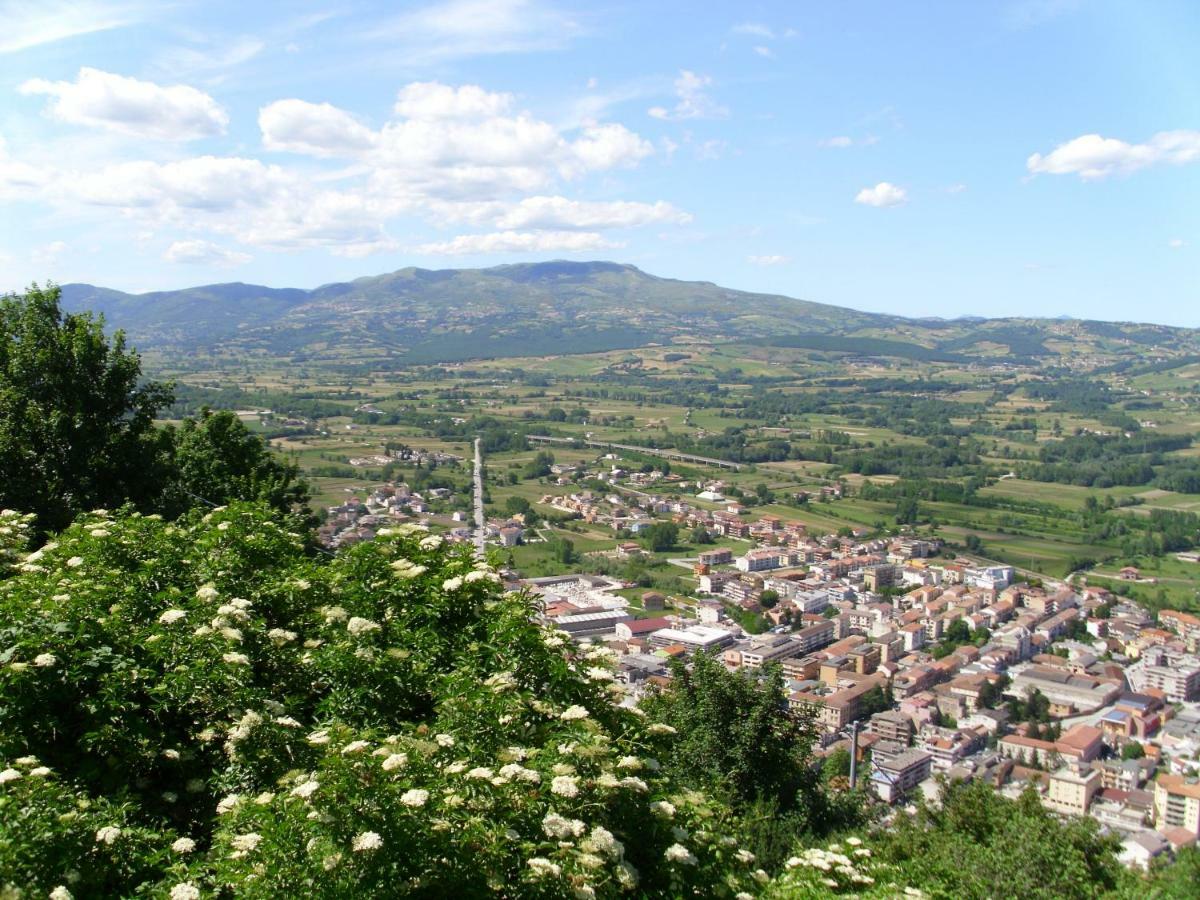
[472, 437, 486, 562]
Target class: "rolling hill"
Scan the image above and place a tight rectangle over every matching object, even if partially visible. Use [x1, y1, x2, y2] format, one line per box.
[56, 260, 1200, 366]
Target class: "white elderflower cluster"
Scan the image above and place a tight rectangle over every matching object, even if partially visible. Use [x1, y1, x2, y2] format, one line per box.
[391, 558, 428, 579]
[352, 831, 383, 852]
[346, 616, 380, 637]
[400, 788, 429, 807]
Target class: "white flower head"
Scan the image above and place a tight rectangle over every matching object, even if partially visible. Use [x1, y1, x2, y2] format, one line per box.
[664, 843, 697, 865]
[291, 780, 320, 800]
[352, 831, 383, 852]
[33, 653, 57, 668]
[94, 826, 122, 845]
[550, 775, 580, 798]
[400, 788, 429, 807]
[346, 617, 380, 637]
[169, 885, 200, 900]
[526, 858, 561, 878]
[542, 812, 586, 840]
[171, 837, 196, 854]
[230, 832, 262, 853]
[49, 887, 73, 900]
[381, 753, 408, 772]
[560, 705, 589, 721]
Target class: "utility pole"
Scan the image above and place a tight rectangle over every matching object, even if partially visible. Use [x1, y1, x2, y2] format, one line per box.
[849, 720, 861, 790]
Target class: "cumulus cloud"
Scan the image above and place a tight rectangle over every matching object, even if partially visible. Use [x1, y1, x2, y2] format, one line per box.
[748, 254, 788, 265]
[1026, 131, 1200, 180]
[394, 81, 513, 119]
[855, 182, 908, 207]
[260, 82, 653, 198]
[19, 67, 228, 140]
[416, 229, 620, 255]
[648, 70, 727, 121]
[259, 99, 378, 157]
[7, 76, 680, 260]
[1168, 238, 1185, 249]
[164, 239, 251, 265]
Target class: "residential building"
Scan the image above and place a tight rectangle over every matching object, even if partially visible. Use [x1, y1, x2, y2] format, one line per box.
[871, 748, 933, 804]
[1046, 767, 1101, 817]
[1154, 775, 1200, 836]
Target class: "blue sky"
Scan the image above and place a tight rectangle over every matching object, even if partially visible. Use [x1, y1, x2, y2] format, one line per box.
[1, 0, 1198, 325]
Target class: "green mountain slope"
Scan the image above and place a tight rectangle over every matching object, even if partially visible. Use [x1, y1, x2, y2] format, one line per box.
[56, 260, 1200, 365]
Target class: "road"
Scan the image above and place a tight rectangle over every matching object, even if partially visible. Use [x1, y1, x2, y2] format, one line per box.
[472, 437, 486, 562]
[526, 434, 742, 471]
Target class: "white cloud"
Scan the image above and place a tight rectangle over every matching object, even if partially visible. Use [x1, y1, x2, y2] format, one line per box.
[732, 22, 774, 38]
[748, 254, 788, 265]
[1168, 238, 1185, 249]
[0, 134, 51, 199]
[1027, 131, 1200, 180]
[394, 82, 513, 119]
[19, 67, 228, 140]
[31, 240, 67, 264]
[945, 183, 967, 193]
[648, 70, 727, 121]
[0, 0, 142, 54]
[259, 99, 378, 157]
[820, 136, 853, 148]
[368, 0, 581, 63]
[570, 123, 653, 171]
[416, 229, 620, 255]
[163, 239, 251, 266]
[5, 75, 679, 261]
[153, 36, 265, 79]
[855, 182, 908, 207]
[493, 197, 689, 230]
[258, 83, 653, 199]
[753, 46, 773, 58]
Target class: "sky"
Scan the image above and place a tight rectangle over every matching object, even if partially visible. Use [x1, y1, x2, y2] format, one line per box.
[1, 0, 1198, 325]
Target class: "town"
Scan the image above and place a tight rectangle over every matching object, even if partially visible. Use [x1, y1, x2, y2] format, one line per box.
[316, 441, 1200, 873]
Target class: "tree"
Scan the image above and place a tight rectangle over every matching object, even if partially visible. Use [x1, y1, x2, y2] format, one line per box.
[159, 409, 310, 523]
[0, 284, 173, 533]
[642, 653, 861, 868]
[895, 496, 921, 525]
[760, 589, 780, 610]
[1120, 741, 1146, 760]
[639, 521, 679, 553]
[504, 495, 532, 517]
[0, 503, 765, 898]
[872, 780, 1129, 900]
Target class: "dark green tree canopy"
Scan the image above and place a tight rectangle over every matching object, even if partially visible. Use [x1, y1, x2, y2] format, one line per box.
[0, 284, 172, 533]
[159, 408, 310, 523]
[1, 285, 309, 533]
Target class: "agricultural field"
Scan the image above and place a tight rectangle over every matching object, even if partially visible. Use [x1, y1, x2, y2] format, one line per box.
[150, 338, 1200, 610]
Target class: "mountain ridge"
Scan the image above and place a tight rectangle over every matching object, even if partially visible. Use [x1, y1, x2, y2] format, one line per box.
[54, 260, 1200, 365]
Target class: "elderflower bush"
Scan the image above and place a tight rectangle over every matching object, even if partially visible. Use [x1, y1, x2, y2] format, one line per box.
[765, 839, 924, 899]
[0, 504, 762, 898]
